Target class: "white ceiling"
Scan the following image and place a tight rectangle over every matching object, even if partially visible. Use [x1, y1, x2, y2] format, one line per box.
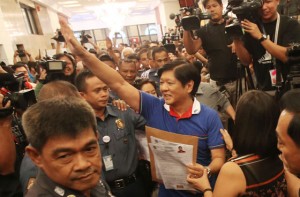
[35, 0, 160, 20]
[33, 0, 161, 30]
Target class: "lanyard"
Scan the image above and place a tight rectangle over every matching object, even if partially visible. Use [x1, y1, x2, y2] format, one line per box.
[274, 12, 280, 45]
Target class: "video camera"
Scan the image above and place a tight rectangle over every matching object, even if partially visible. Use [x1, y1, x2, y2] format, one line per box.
[224, 0, 263, 38]
[52, 29, 65, 42]
[286, 43, 300, 89]
[36, 60, 67, 83]
[80, 30, 92, 44]
[0, 72, 36, 111]
[181, 7, 211, 31]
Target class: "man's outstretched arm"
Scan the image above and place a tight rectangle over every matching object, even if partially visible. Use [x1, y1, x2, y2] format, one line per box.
[59, 18, 141, 112]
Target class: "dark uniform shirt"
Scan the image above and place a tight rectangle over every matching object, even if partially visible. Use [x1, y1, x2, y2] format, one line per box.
[25, 170, 112, 197]
[97, 104, 146, 182]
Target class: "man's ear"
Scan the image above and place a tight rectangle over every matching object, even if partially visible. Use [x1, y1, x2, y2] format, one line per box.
[79, 91, 86, 99]
[26, 146, 43, 169]
[186, 80, 194, 94]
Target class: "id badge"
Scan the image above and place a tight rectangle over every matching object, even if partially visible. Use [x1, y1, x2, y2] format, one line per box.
[269, 69, 283, 86]
[103, 155, 114, 171]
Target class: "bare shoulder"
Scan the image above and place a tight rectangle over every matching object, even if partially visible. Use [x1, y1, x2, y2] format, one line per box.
[213, 161, 246, 197]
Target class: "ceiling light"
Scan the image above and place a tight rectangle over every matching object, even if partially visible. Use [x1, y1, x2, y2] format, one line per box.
[57, 1, 79, 4]
[63, 4, 82, 7]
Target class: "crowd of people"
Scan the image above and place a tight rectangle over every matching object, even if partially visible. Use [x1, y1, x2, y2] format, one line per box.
[1, 0, 300, 196]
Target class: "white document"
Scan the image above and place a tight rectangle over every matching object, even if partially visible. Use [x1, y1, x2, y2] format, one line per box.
[149, 143, 195, 191]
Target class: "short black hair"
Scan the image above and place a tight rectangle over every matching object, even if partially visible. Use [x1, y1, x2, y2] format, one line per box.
[22, 97, 97, 151]
[152, 47, 168, 60]
[157, 60, 200, 97]
[202, 0, 222, 8]
[134, 78, 157, 91]
[280, 89, 300, 147]
[99, 54, 114, 63]
[232, 90, 280, 156]
[75, 70, 95, 92]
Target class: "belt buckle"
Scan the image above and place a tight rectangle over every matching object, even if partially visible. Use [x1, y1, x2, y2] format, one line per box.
[114, 179, 125, 189]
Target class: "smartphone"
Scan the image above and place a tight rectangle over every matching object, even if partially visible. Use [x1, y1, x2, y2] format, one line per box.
[16, 44, 26, 57]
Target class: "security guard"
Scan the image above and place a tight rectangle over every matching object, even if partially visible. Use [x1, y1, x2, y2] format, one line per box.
[22, 98, 113, 197]
[26, 170, 113, 197]
[75, 71, 148, 197]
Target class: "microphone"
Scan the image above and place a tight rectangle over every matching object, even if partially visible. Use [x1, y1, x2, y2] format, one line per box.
[169, 13, 176, 20]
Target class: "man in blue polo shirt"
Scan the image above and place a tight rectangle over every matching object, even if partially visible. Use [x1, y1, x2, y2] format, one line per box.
[60, 19, 225, 197]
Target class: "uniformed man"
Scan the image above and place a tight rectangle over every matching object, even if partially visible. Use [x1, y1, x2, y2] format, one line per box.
[22, 97, 113, 197]
[75, 70, 148, 197]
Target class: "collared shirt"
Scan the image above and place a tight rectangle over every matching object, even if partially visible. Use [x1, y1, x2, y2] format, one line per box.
[25, 170, 111, 197]
[96, 104, 146, 182]
[139, 91, 224, 197]
[195, 82, 230, 112]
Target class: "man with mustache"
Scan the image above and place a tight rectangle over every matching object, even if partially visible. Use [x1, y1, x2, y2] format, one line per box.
[23, 97, 112, 197]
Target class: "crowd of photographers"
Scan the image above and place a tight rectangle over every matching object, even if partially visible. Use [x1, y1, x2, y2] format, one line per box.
[1, 0, 300, 196]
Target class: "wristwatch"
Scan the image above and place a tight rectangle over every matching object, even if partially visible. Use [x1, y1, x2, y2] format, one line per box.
[258, 34, 267, 43]
[204, 166, 211, 176]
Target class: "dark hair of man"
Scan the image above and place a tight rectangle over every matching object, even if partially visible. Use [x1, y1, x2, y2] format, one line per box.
[11, 62, 26, 71]
[232, 90, 280, 157]
[137, 48, 148, 60]
[134, 78, 157, 91]
[127, 53, 139, 61]
[152, 47, 168, 60]
[38, 80, 80, 101]
[22, 97, 97, 151]
[279, 89, 300, 147]
[113, 49, 121, 56]
[279, 89, 300, 112]
[157, 60, 200, 97]
[118, 59, 136, 70]
[99, 54, 114, 63]
[75, 70, 95, 92]
[202, 0, 222, 8]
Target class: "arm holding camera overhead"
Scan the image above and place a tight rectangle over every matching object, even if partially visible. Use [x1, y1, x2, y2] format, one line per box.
[13, 50, 34, 64]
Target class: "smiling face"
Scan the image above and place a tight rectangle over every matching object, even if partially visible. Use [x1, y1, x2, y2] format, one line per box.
[80, 76, 109, 110]
[159, 70, 193, 107]
[260, 0, 279, 22]
[59, 56, 75, 76]
[28, 128, 102, 193]
[276, 110, 300, 175]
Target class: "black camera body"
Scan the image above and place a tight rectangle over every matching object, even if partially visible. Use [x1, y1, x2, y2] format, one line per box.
[0, 73, 36, 110]
[225, 0, 263, 38]
[286, 43, 300, 89]
[52, 29, 65, 42]
[80, 30, 92, 44]
[181, 7, 211, 31]
[36, 60, 67, 83]
[18, 50, 26, 58]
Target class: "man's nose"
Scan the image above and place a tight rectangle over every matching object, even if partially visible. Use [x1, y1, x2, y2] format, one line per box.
[74, 154, 91, 171]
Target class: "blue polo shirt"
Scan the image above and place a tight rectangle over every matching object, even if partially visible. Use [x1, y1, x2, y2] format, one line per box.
[140, 92, 224, 197]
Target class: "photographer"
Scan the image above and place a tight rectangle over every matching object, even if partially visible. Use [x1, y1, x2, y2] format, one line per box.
[233, 0, 300, 93]
[13, 50, 35, 64]
[183, 0, 238, 107]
